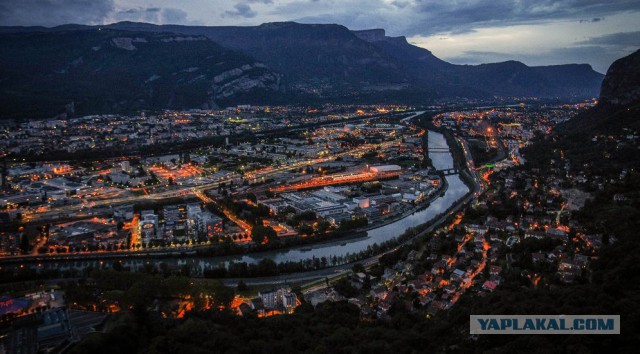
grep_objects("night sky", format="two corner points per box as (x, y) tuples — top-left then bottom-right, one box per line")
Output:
(1, 0), (639, 72)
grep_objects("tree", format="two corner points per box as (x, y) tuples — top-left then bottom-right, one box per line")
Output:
(237, 280), (249, 292)
(332, 278), (358, 298)
(19, 233), (30, 254)
(251, 225), (277, 244)
(316, 220), (332, 234)
(215, 286), (235, 309)
(112, 260), (124, 272)
(297, 224), (314, 236)
(352, 263), (365, 274)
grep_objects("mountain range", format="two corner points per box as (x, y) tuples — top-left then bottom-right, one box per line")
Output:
(0, 21), (606, 118)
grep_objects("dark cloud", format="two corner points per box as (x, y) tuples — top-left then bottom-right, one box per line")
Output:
(115, 8), (158, 23)
(391, 1), (410, 9)
(162, 8), (190, 24)
(2, 1), (637, 36)
(578, 31), (640, 46)
(0, 0), (114, 27)
(224, 3), (258, 18)
(403, 0), (638, 36)
(114, 7), (191, 24)
(281, 0), (640, 37)
(580, 17), (604, 23)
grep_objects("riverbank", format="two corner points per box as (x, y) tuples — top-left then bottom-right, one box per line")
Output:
(356, 174), (448, 233)
(0, 176), (449, 267)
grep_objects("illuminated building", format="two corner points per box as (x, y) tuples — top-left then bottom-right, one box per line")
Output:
(139, 210), (159, 239)
(368, 164), (402, 174)
(120, 160), (131, 173)
(256, 287), (298, 314)
(200, 213), (223, 238)
(163, 204), (188, 238)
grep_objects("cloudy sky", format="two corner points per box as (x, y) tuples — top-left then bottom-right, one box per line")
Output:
(1, 0), (639, 73)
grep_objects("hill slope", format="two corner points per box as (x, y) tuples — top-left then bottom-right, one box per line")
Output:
(599, 48), (640, 106)
(561, 49), (640, 134)
(0, 29), (281, 118)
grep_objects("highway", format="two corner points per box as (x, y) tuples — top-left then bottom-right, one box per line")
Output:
(22, 176), (237, 223)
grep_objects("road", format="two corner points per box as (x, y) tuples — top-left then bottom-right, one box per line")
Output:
(23, 113), (422, 225)
(193, 189), (252, 233)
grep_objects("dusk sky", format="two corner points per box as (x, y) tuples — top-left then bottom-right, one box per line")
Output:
(1, 0), (639, 73)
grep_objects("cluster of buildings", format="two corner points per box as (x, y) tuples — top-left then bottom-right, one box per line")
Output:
(0, 290), (110, 354)
(433, 105), (589, 169)
(137, 203), (223, 245)
(0, 291), (64, 322)
(259, 165), (441, 228)
(1, 166), (96, 209)
(0, 105), (408, 157)
(1, 105), (439, 260)
(306, 105), (608, 319)
(433, 105), (587, 136)
(246, 287), (299, 316)
(45, 219), (126, 253)
(3, 201), (225, 255)
(308, 170), (601, 319)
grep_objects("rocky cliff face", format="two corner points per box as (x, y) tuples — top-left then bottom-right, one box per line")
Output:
(352, 29), (387, 42)
(559, 49), (640, 134)
(103, 21), (604, 99)
(0, 29), (281, 118)
(599, 49), (640, 106)
(211, 64), (281, 100)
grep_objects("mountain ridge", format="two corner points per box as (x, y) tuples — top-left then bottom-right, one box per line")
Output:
(103, 21), (604, 98)
(0, 21), (608, 118)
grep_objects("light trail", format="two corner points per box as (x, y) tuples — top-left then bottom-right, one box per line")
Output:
(270, 171), (400, 192)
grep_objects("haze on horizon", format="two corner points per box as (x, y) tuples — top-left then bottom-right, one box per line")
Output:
(1, 0), (639, 73)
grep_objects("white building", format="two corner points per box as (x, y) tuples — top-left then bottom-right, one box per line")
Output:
(369, 165), (402, 174)
(121, 160), (131, 173)
(139, 210), (159, 240)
